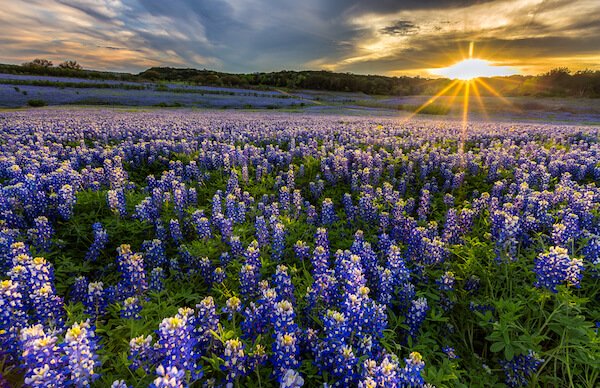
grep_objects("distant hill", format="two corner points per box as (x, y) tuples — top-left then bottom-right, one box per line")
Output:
(1, 62), (599, 97)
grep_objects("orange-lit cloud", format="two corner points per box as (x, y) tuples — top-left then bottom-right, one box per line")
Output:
(0, 0), (599, 75)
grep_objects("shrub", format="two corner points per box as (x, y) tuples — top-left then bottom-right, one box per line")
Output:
(27, 99), (47, 107)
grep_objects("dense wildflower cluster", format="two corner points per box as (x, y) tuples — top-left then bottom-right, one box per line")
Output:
(19, 320), (101, 387)
(533, 246), (584, 292)
(1, 110), (599, 387)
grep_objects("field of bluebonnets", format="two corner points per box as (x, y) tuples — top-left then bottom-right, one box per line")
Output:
(1, 108), (599, 388)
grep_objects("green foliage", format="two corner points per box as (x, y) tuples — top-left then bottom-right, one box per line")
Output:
(27, 99), (47, 107)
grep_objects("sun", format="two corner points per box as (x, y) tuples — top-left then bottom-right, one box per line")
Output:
(401, 43), (521, 162)
(430, 58), (517, 80)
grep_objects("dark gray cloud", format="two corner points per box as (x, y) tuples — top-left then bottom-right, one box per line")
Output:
(1, 0), (599, 75)
(381, 21), (419, 36)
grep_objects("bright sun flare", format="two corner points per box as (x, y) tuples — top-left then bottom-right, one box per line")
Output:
(431, 58), (516, 80)
(404, 44), (521, 160)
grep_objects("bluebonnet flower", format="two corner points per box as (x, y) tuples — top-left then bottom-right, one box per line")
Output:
(272, 222), (286, 262)
(274, 265), (295, 303)
(195, 296), (219, 353)
(342, 193), (355, 220)
(401, 352), (426, 386)
(332, 345), (359, 385)
(169, 219), (183, 244)
(121, 296), (142, 319)
(226, 171), (239, 194)
(20, 324), (65, 387)
(150, 267), (166, 292)
(117, 244), (147, 298)
(143, 239), (167, 269)
(150, 365), (185, 388)
(255, 216), (269, 247)
(314, 310), (353, 382)
(242, 287), (278, 339)
(223, 296), (242, 320)
(406, 297), (429, 340)
(437, 271), (456, 292)
(172, 185), (187, 218)
(191, 211), (211, 240)
(157, 307), (202, 380)
(240, 264), (260, 301)
(321, 198), (337, 225)
(107, 188), (127, 217)
(58, 184), (77, 220)
(533, 246), (583, 292)
(85, 222), (108, 261)
(442, 209), (460, 244)
(458, 208), (475, 235)
(169, 257), (181, 279)
(311, 245), (329, 276)
(491, 209), (520, 262)
(64, 320), (100, 386)
(247, 343), (268, 375)
(71, 276), (89, 304)
(30, 282), (65, 328)
(225, 193), (238, 221)
(294, 240), (310, 261)
(111, 380), (130, 388)
(244, 240), (261, 268)
(279, 186), (291, 212)
(129, 335), (156, 373)
(417, 189), (431, 221)
(359, 354), (404, 387)
(306, 204), (318, 225)
(358, 193), (377, 223)
(442, 346), (459, 359)
(1, 279), (25, 362)
(229, 235), (244, 257)
(443, 193), (455, 207)
(222, 338), (247, 384)
(212, 267), (226, 284)
(315, 227), (329, 251)
(219, 217), (233, 242)
(84, 281), (108, 321)
(272, 332), (300, 382)
(29, 216), (53, 252)
(387, 245), (410, 286)
(464, 275), (481, 294)
(280, 368), (304, 388)
(135, 197), (158, 223)
(377, 267), (394, 305)
(272, 300), (297, 334)
(499, 350), (543, 388)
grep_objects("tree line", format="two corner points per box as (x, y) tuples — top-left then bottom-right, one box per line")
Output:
(2, 59), (600, 97)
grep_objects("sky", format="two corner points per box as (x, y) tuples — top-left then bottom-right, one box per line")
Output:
(1, 0), (599, 77)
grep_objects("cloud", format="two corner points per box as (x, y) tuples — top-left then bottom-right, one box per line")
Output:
(381, 21), (419, 36)
(0, 0), (599, 75)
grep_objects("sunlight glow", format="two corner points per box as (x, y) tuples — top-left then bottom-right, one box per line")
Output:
(430, 58), (517, 80)
(403, 44), (520, 165)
